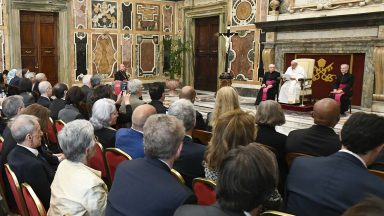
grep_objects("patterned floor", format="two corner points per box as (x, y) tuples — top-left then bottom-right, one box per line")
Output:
(142, 90), (381, 136)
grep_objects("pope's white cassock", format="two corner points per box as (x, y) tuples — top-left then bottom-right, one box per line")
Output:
(278, 65), (306, 104)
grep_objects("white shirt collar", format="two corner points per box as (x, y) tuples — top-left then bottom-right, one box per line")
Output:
(17, 144), (39, 156)
(185, 134), (192, 140)
(339, 148), (367, 167)
(158, 159), (171, 170)
(131, 127), (143, 134)
(243, 211), (251, 216)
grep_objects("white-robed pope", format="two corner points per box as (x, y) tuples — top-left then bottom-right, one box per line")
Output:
(278, 60), (306, 104)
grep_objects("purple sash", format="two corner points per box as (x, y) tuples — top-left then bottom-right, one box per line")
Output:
(262, 80), (276, 101)
(334, 83), (347, 104)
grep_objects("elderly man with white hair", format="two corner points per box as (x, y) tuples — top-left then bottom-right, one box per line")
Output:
(169, 99), (206, 187)
(37, 81), (53, 108)
(278, 60), (306, 104)
(33, 72), (47, 93)
(48, 120), (108, 216)
(128, 79), (145, 111)
(81, 74), (92, 100)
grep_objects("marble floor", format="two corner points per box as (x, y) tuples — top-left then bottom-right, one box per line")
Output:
(141, 90), (383, 136)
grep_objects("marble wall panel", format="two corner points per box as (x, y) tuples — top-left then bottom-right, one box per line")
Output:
(92, 33), (117, 78)
(232, 0), (257, 26)
(0, 31), (4, 71)
(74, 0), (87, 29)
(75, 32), (88, 80)
(176, 2), (184, 34)
(136, 3), (160, 31)
(121, 33), (133, 75)
(122, 2), (132, 30)
(229, 31), (255, 80)
(91, 1), (118, 29)
(136, 35), (159, 77)
(162, 5), (173, 33)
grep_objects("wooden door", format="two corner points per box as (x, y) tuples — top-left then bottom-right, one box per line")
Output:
(194, 17), (219, 92)
(20, 11), (58, 84)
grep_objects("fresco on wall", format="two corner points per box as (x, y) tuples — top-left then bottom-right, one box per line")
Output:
(75, 32), (88, 80)
(122, 2), (132, 30)
(229, 31), (255, 80)
(136, 3), (160, 31)
(162, 5), (173, 33)
(92, 34), (117, 78)
(74, 0), (87, 29)
(91, 1), (117, 29)
(136, 35), (159, 77)
(232, 0), (257, 26)
(122, 33), (133, 76)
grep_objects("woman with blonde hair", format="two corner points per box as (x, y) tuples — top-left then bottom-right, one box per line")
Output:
(204, 109), (256, 181)
(206, 86), (240, 131)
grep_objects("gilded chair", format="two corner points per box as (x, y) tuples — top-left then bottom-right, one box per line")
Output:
(261, 210), (295, 216)
(295, 58), (315, 104)
(88, 142), (110, 186)
(104, 148), (132, 183)
(4, 164), (28, 216)
(54, 120), (66, 134)
(171, 169), (185, 185)
(192, 177), (217, 205)
(21, 183), (47, 216)
(369, 169), (384, 180)
(192, 129), (212, 145)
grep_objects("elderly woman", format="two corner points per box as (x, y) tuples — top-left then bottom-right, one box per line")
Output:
(58, 86), (88, 123)
(204, 109), (256, 181)
(90, 98), (118, 148)
(206, 86), (240, 131)
(48, 120), (108, 216)
(128, 79), (145, 111)
(255, 100), (287, 193)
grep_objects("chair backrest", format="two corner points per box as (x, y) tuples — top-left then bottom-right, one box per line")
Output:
(88, 142), (109, 183)
(286, 152), (312, 167)
(369, 169), (384, 180)
(54, 120), (66, 134)
(46, 119), (58, 144)
(192, 177), (216, 205)
(0, 136), (4, 153)
(171, 169), (185, 185)
(104, 148), (132, 183)
(192, 129), (212, 145)
(261, 210), (295, 216)
(294, 58), (315, 80)
(4, 164), (27, 216)
(21, 183), (46, 216)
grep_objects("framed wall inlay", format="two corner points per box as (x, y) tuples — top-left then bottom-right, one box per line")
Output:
(92, 33), (117, 78)
(74, 0), (87, 29)
(162, 5), (173, 33)
(232, 0), (257, 26)
(121, 33), (133, 76)
(136, 35), (159, 77)
(136, 3), (160, 31)
(75, 32), (88, 80)
(91, 1), (118, 29)
(122, 2), (132, 30)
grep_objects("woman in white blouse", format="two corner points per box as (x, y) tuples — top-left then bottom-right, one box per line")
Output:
(48, 120), (108, 216)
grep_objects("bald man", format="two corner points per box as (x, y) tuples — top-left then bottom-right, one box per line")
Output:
(286, 98), (341, 156)
(179, 86), (206, 130)
(255, 64), (280, 105)
(278, 60), (306, 104)
(115, 104), (156, 158)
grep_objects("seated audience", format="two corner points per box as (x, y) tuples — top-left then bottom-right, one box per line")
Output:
(106, 115), (196, 215)
(58, 86), (87, 123)
(6, 69), (16, 84)
(115, 104), (156, 158)
(18, 78), (35, 107)
(37, 81), (53, 108)
(9, 69), (22, 87)
(34, 72), (47, 95)
(49, 83), (68, 121)
(128, 79), (145, 111)
(81, 74), (92, 102)
(206, 86), (240, 131)
(286, 98), (341, 156)
(342, 196), (384, 216)
(286, 112), (384, 216)
(2, 69), (8, 84)
(6, 69), (19, 96)
(25, 72), (38, 99)
(90, 98), (118, 148)
(7, 115), (55, 209)
(204, 109), (256, 181)
(175, 143), (278, 216)
(179, 86), (206, 130)
(255, 100), (287, 192)
(148, 82), (167, 114)
(169, 99), (206, 187)
(48, 120), (108, 216)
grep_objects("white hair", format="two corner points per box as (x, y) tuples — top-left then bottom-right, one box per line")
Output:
(82, 74), (92, 86)
(168, 99), (196, 131)
(128, 79), (143, 95)
(38, 81), (51, 94)
(35, 73), (47, 82)
(10, 115), (39, 143)
(89, 98), (116, 130)
(25, 71), (36, 79)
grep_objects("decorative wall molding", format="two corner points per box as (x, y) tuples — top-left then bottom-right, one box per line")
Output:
(232, 0), (256, 26)
(135, 35), (159, 78)
(92, 33), (117, 78)
(373, 46), (384, 101)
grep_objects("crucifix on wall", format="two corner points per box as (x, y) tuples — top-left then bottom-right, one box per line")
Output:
(218, 26), (237, 86)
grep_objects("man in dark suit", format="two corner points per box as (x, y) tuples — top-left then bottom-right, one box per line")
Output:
(175, 144), (278, 216)
(107, 115), (196, 216)
(169, 99), (206, 187)
(148, 82), (167, 114)
(179, 86), (206, 131)
(80, 74), (92, 103)
(49, 83), (68, 121)
(286, 98), (341, 156)
(255, 64), (280, 105)
(331, 64), (354, 114)
(286, 112), (384, 216)
(36, 81), (52, 108)
(114, 64), (129, 81)
(115, 104), (156, 158)
(7, 115), (55, 210)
